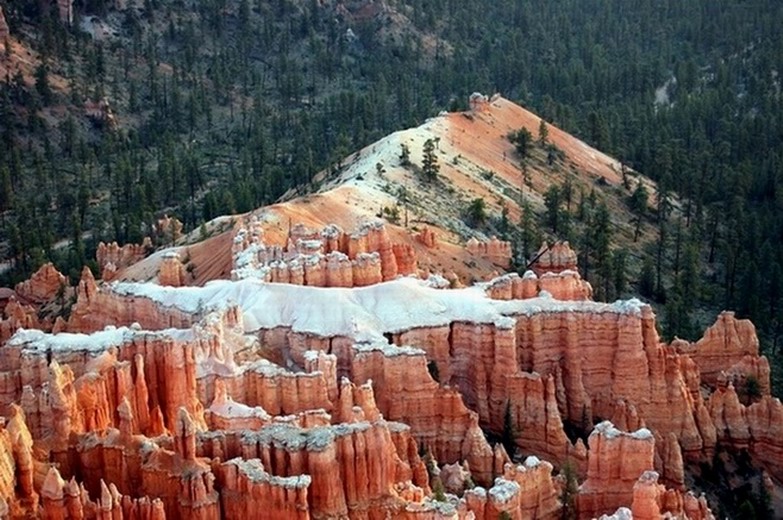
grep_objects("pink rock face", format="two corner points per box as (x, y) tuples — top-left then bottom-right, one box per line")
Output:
(530, 241), (578, 276)
(67, 267), (195, 332)
(417, 227), (437, 248)
(630, 470), (714, 520)
(96, 239), (152, 280)
(0, 232), (776, 519)
(158, 253), (187, 287)
(218, 459), (309, 520)
(14, 263), (67, 303)
(392, 243), (418, 275)
(672, 311), (768, 392)
(463, 458), (561, 520)
(466, 236), (512, 269)
(485, 271), (592, 301)
(232, 218), (408, 287)
(0, 299), (43, 342)
(578, 421), (656, 519)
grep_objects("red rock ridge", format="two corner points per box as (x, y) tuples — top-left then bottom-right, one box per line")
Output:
(14, 263), (66, 304)
(485, 271), (593, 301)
(672, 311), (770, 394)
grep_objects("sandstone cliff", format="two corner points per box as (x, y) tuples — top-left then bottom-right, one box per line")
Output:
(0, 224), (775, 518)
(14, 263), (67, 304)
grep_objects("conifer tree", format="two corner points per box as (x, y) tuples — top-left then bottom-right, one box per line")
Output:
(421, 138), (439, 180)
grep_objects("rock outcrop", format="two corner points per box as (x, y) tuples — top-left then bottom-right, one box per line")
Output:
(530, 241), (578, 276)
(14, 263), (67, 303)
(96, 239), (152, 280)
(463, 457), (561, 519)
(629, 470), (714, 520)
(466, 236), (512, 269)
(232, 218), (416, 286)
(158, 252), (187, 287)
(0, 299), (44, 342)
(672, 311), (769, 394)
(485, 271), (592, 301)
(578, 421), (656, 519)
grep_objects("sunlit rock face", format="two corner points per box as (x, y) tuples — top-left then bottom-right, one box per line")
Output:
(3, 163), (769, 519)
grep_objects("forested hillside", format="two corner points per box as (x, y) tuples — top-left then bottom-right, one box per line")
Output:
(1, 0), (782, 366)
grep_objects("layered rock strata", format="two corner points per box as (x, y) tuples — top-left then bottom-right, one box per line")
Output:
(578, 421), (656, 519)
(0, 235), (773, 518)
(231, 218), (417, 286)
(672, 311), (770, 394)
(485, 271), (592, 301)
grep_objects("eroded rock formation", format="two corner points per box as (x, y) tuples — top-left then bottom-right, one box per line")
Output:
(158, 252), (187, 287)
(0, 228), (768, 519)
(530, 241), (578, 276)
(14, 263), (67, 303)
(97, 238), (152, 280)
(232, 217), (417, 287)
(466, 236), (512, 269)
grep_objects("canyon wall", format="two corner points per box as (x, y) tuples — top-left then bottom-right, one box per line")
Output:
(0, 229), (771, 518)
(231, 218), (417, 286)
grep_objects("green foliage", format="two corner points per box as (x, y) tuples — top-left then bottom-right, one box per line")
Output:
(464, 198), (487, 228)
(559, 460), (579, 520)
(432, 478), (447, 502)
(538, 119), (549, 145)
(509, 128), (533, 160)
(421, 138), (439, 180)
(498, 513), (512, 520)
(0, 0), (782, 370)
(544, 185), (561, 233)
(737, 499), (756, 520)
(380, 205), (401, 225)
(744, 376), (762, 402)
(517, 199), (540, 264)
(639, 257), (656, 299)
(399, 144), (411, 166)
(34, 64), (52, 105)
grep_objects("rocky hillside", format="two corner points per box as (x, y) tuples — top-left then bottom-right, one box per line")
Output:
(114, 95), (657, 301)
(0, 93), (777, 517)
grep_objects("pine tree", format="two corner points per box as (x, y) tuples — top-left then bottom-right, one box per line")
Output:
(510, 128), (533, 160)
(421, 138), (439, 180)
(544, 185), (561, 233)
(559, 460), (578, 520)
(538, 119), (549, 145)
